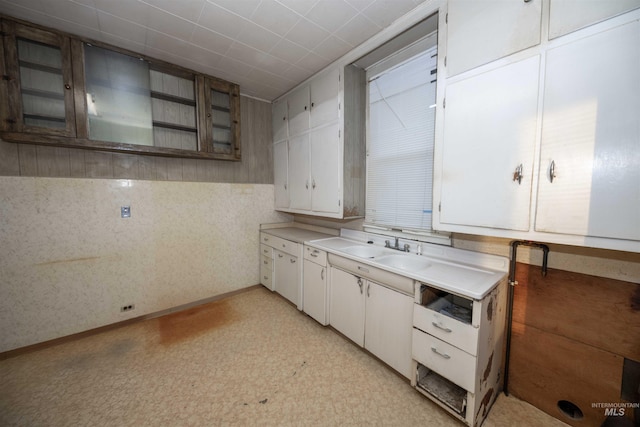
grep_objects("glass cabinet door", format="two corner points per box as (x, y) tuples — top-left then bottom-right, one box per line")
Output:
(2, 21), (76, 136)
(198, 76), (240, 160)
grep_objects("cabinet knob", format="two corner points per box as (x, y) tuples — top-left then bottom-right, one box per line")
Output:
(312, 179), (316, 189)
(311, 102), (314, 108)
(304, 105), (307, 111)
(357, 277), (363, 294)
(549, 160), (556, 183)
(65, 83), (71, 90)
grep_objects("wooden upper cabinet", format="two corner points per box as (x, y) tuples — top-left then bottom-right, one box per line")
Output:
(2, 20), (76, 137)
(0, 16), (241, 161)
(198, 76), (241, 160)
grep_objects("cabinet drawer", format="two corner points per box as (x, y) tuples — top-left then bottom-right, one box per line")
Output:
(260, 244), (273, 258)
(261, 233), (299, 256)
(413, 304), (478, 356)
(304, 246), (327, 265)
(260, 264), (273, 290)
(261, 254), (273, 270)
(412, 329), (476, 393)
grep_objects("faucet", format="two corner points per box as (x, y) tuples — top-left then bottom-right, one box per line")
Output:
(385, 237), (410, 252)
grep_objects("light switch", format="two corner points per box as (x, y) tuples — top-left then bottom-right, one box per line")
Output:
(121, 206), (131, 218)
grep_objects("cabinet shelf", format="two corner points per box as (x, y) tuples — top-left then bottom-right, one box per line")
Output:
(150, 90), (196, 107)
(21, 87), (65, 100)
(23, 113), (66, 123)
(416, 364), (467, 417)
(152, 120), (197, 133)
(18, 59), (62, 75)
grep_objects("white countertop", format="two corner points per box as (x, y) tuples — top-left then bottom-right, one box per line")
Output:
(306, 236), (507, 300)
(260, 227), (336, 244)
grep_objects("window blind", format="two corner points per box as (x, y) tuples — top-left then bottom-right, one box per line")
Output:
(365, 47), (437, 232)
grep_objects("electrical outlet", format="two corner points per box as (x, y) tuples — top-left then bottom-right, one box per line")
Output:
(121, 206), (131, 218)
(120, 304), (135, 312)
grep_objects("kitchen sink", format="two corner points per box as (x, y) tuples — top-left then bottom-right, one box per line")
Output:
(342, 245), (389, 259)
(375, 254), (431, 271)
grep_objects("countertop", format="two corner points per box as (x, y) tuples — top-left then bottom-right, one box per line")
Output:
(260, 227), (336, 245)
(306, 236), (507, 300)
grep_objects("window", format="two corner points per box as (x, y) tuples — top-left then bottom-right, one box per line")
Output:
(365, 36), (447, 243)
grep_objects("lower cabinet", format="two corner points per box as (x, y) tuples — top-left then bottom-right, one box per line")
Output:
(260, 232), (302, 309)
(274, 250), (299, 307)
(303, 246), (328, 325)
(411, 280), (506, 427)
(329, 266), (413, 379)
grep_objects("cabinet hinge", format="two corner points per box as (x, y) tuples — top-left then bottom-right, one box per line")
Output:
(338, 129), (341, 138)
(444, 56), (447, 67)
(446, 13), (448, 24)
(443, 98), (446, 109)
(438, 202), (441, 212)
(339, 200), (341, 206)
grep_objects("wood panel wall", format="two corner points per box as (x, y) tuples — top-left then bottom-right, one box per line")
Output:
(0, 95), (272, 184)
(509, 262), (640, 427)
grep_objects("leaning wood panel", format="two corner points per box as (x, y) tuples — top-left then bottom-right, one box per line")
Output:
(509, 322), (624, 427)
(512, 262), (640, 361)
(0, 139), (20, 175)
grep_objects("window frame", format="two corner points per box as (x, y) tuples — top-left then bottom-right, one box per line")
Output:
(363, 33), (450, 245)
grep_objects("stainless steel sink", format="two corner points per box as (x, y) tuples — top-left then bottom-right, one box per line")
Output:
(374, 254), (431, 271)
(342, 245), (389, 259)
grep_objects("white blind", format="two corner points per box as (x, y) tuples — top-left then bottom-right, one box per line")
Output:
(365, 47), (437, 232)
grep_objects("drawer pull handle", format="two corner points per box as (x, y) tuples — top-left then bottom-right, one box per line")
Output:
(278, 254), (284, 258)
(432, 322), (452, 333)
(263, 261), (267, 265)
(357, 266), (369, 273)
(431, 347), (451, 359)
(290, 259), (296, 264)
(310, 253), (318, 257)
(357, 277), (363, 294)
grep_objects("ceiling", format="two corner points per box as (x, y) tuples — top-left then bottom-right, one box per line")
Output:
(0, 0), (426, 101)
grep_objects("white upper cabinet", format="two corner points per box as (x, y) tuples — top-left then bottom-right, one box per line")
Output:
(536, 20), (640, 240)
(288, 133), (311, 211)
(434, 7), (640, 252)
(273, 140), (289, 209)
(440, 56), (540, 231)
(446, 0), (542, 77)
(549, 0), (640, 39)
(310, 68), (340, 128)
(287, 85), (310, 136)
(272, 98), (288, 142)
(310, 123), (341, 214)
(271, 64), (366, 219)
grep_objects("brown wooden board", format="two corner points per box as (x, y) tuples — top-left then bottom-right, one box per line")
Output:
(512, 262), (640, 361)
(509, 321), (624, 427)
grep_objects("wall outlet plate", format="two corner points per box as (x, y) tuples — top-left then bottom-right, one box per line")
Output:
(121, 206), (131, 218)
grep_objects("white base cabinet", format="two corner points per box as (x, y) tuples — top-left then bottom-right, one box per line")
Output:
(260, 232), (302, 309)
(303, 245), (328, 325)
(329, 264), (413, 379)
(411, 280), (506, 427)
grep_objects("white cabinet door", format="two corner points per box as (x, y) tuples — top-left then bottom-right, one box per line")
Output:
(287, 85), (310, 136)
(310, 123), (341, 214)
(303, 260), (327, 325)
(364, 282), (414, 379)
(440, 56), (540, 231)
(536, 20), (640, 240)
(329, 267), (365, 346)
(447, 0), (542, 76)
(274, 250), (299, 306)
(288, 133), (311, 210)
(549, 0), (640, 39)
(310, 68), (340, 128)
(272, 98), (288, 142)
(274, 140), (289, 209)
